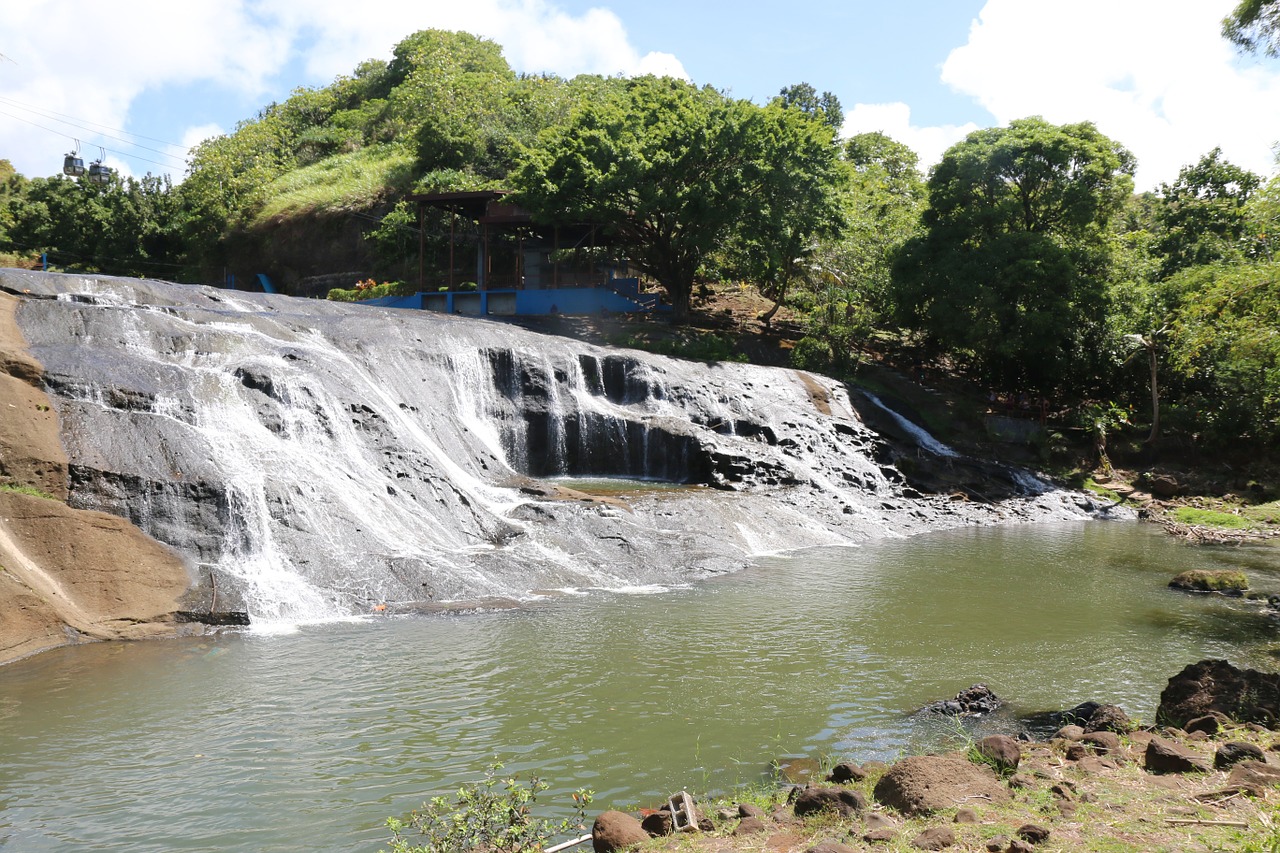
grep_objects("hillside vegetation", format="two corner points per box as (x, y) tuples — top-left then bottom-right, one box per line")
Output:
(0, 26), (1276, 458)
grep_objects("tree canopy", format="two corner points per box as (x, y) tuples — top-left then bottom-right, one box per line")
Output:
(891, 117), (1135, 398)
(511, 76), (842, 323)
(1223, 0), (1280, 55)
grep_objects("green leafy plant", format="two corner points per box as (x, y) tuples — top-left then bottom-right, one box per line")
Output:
(383, 762), (592, 853)
(0, 483), (58, 501)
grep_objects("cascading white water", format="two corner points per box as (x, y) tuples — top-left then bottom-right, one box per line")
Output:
(9, 270), (1104, 624)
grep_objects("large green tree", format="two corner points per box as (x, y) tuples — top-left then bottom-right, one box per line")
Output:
(1155, 147), (1261, 276)
(513, 76), (841, 323)
(891, 117), (1135, 398)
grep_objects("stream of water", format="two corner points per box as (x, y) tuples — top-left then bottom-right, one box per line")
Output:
(2, 520), (1278, 852)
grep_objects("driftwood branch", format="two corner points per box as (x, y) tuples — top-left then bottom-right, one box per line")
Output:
(1164, 818), (1249, 827)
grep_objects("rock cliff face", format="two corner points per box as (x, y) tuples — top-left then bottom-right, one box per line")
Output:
(0, 292), (191, 665)
(0, 269), (1107, 650)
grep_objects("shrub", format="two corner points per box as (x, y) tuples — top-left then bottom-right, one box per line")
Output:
(383, 763), (592, 853)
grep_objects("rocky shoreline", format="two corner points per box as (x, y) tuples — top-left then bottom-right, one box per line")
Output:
(584, 660), (1280, 853)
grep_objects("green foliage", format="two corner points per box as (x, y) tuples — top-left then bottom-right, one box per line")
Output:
(1163, 262), (1280, 446)
(1223, 0), (1280, 55)
(0, 483), (58, 501)
(775, 82), (844, 131)
(891, 117), (1135, 400)
(1170, 509), (1251, 530)
(252, 145), (417, 223)
(327, 280), (413, 302)
(790, 336), (834, 372)
(383, 762), (592, 853)
(1155, 148), (1262, 276)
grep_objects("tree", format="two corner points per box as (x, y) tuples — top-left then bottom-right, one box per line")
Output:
(514, 74), (844, 322)
(1223, 0), (1280, 55)
(776, 83), (844, 132)
(1155, 148), (1261, 276)
(891, 117), (1135, 398)
(725, 102), (844, 325)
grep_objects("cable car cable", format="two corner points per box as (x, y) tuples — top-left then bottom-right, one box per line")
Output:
(0, 94), (187, 151)
(0, 109), (185, 172)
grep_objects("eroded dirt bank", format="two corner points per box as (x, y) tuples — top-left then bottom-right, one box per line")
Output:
(0, 293), (193, 665)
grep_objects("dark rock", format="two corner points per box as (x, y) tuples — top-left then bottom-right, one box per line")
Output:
(910, 826), (956, 850)
(1008, 773), (1037, 789)
(1076, 756), (1119, 774)
(976, 735), (1021, 773)
(1082, 731), (1122, 754)
(1226, 760), (1280, 795)
(733, 816), (767, 836)
(954, 807), (978, 823)
(827, 762), (869, 783)
(1084, 704), (1134, 734)
(737, 802), (764, 818)
(1158, 660), (1280, 728)
(1185, 713), (1228, 735)
(865, 812), (897, 830)
(1053, 724), (1085, 741)
(1065, 743), (1088, 761)
(985, 837), (1009, 852)
(1145, 737), (1211, 774)
(591, 810), (649, 852)
(1017, 823), (1051, 844)
(1216, 742), (1266, 769)
(864, 827), (897, 844)
(793, 786), (867, 819)
(1050, 782), (1076, 800)
(1057, 800), (1079, 818)
(1170, 570), (1249, 594)
(920, 684), (1002, 716)
(1008, 841), (1036, 853)
(873, 755), (1010, 816)
(639, 811), (672, 837)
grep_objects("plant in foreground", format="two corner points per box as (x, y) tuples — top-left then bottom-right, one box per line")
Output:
(383, 762), (592, 853)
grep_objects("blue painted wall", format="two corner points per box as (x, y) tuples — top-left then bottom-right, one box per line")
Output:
(359, 280), (665, 316)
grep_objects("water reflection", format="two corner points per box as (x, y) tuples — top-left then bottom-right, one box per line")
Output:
(0, 521), (1277, 852)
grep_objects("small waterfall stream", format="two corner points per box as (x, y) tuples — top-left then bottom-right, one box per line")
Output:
(5, 271), (1103, 625)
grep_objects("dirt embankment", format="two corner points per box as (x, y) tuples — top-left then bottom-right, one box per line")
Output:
(0, 292), (193, 666)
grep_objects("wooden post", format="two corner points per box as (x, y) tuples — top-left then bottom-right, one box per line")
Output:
(417, 201), (424, 293)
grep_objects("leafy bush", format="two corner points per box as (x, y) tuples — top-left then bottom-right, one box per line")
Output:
(327, 279), (414, 302)
(384, 763), (592, 853)
(1170, 507), (1250, 529)
(790, 335), (833, 372)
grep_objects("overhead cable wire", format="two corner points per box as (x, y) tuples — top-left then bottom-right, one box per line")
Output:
(0, 94), (187, 152)
(0, 103), (189, 165)
(0, 109), (184, 172)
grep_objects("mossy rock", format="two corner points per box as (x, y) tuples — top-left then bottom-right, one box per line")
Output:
(1169, 569), (1249, 593)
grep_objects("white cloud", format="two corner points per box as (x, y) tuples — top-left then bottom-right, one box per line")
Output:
(0, 0), (685, 181)
(841, 103), (979, 173)
(937, 0), (1280, 189)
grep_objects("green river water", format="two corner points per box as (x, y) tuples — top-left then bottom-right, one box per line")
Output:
(2, 520), (1278, 852)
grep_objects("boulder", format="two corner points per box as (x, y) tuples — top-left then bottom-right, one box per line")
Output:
(1185, 713), (1228, 735)
(1017, 823), (1051, 844)
(1216, 742), (1266, 769)
(639, 811), (671, 837)
(1227, 760), (1280, 795)
(976, 735), (1021, 773)
(733, 816), (767, 836)
(910, 826), (956, 850)
(1144, 737), (1211, 774)
(1157, 660), (1280, 728)
(1169, 570), (1248, 594)
(873, 756), (1010, 816)
(793, 786), (867, 818)
(827, 762), (869, 783)
(1053, 724), (1085, 741)
(1084, 704), (1135, 734)
(737, 802), (765, 818)
(864, 827), (897, 844)
(920, 684), (1002, 716)
(806, 843), (858, 853)
(592, 810), (649, 852)
(1082, 731), (1122, 754)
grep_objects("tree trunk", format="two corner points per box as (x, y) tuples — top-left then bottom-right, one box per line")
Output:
(1146, 345), (1160, 445)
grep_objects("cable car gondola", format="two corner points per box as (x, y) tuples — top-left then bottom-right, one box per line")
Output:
(86, 148), (113, 185)
(87, 160), (113, 185)
(63, 141), (85, 177)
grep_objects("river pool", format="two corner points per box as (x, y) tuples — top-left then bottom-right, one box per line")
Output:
(2, 520), (1278, 852)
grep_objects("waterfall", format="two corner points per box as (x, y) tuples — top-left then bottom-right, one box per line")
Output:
(5, 270), (1100, 624)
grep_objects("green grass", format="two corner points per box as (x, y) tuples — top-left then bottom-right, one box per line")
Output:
(1084, 477), (1124, 503)
(0, 483), (58, 501)
(1171, 507), (1251, 529)
(1242, 500), (1280, 526)
(252, 145), (417, 223)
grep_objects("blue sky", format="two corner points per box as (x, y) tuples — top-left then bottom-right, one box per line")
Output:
(1, 1), (1277, 190)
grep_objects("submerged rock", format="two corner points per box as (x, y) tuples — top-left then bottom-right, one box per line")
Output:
(920, 684), (1003, 717)
(1169, 570), (1249, 594)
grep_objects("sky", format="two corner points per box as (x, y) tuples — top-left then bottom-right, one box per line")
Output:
(1, 0), (1277, 191)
